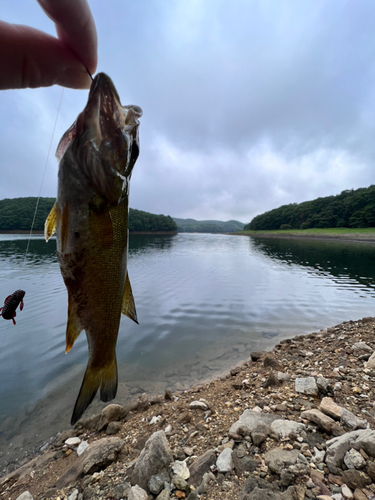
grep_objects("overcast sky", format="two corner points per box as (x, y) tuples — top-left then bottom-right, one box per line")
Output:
(1, 0), (375, 223)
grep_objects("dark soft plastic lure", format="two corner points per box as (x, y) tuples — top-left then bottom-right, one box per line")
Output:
(0, 289), (25, 325)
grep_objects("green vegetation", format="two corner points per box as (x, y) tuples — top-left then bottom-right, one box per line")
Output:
(129, 208), (177, 232)
(242, 227), (375, 237)
(245, 185), (375, 230)
(174, 217), (244, 233)
(0, 198), (177, 233)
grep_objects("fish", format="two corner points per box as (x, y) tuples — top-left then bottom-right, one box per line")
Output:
(0, 289), (25, 325)
(45, 73), (142, 425)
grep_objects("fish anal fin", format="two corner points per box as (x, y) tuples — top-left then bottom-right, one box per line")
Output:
(71, 357), (117, 425)
(121, 272), (138, 324)
(65, 301), (83, 353)
(44, 203), (59, 242)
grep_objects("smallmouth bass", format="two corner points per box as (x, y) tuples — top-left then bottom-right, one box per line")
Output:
(45, 73), (142, 424)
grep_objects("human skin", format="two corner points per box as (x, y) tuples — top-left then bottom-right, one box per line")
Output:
(0, 0), (97, 90)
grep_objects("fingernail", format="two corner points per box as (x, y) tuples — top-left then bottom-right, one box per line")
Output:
(58, 67), (92, 90)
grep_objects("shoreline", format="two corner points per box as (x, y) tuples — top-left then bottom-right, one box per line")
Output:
(231, 230), (375, 244)
(2, 316), (375, 499)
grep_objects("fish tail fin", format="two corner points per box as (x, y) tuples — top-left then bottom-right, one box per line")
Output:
(71, 357), (118, 425)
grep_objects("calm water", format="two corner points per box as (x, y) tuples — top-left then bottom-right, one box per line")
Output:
(1, 233), (375, 467)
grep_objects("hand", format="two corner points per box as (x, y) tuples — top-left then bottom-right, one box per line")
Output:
(0, 0), (97, 90)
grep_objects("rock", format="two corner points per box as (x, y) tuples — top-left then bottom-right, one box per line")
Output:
(341, 470), (371, 490)
(111, 482), (131, 499)
(16, 493), (34, 500)
(367, 461), (375, 481)
(277, 372), (291, 382)
(188, 449), (216, 487)
(232, 448), (259, 475)
(295, 377), (319, 396)
(148, 473), (169, 495)
(251, 422), (269, 446)
(319, 397), (343, 420)
(237, 425), (251, 437)
(216, 448), (233, 473)
(54, 429), (76, 447)
(353, 489), (368, 500)
(138, 393), (150, 411)
(270, 419), (305, 439)
(300, 409), (336, 432)
(189, 401), (208, 410)
(351, 342), (372, 352)
(340, 409), (367, 431)
(196, 471), (215, 494)
(74, 414), (101, 431)
(172, 460), (190, 480)
(365, 351), (375, 369)
(341, 484), (354, 499)
(128, 485), (148, 500)
(65, 437), (81, 448)
(97, 404), (126, 431)
(106, 421), (122, 435)
(326, 429), (375, 474)
(82, 437), (124, 474)
(132, 431), (172, 490)
(263, 371), (281, 388)
(250, 351), (266, 361)
(229, 409), (278, 435)
(263, 356), (283, 370)
(316, 377), (332, 394)
(156, 489), (171, 500)
(77, 440), (89, 456)
(165, 389), (173, 400)
(238, 476), (284, 500)
(344, 449), (366, 470)
(67, 489), (79, 500)
(264, 448), (300, 475)
(172, 474), (189, 492)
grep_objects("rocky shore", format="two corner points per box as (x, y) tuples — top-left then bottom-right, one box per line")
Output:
(2, 317), (375, 500)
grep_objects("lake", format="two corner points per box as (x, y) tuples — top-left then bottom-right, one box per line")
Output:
(1, 232), (375, 469)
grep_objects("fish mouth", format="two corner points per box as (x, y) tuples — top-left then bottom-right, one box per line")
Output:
(70, 73), (142, 205)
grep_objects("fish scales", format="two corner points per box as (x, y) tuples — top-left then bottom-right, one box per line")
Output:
(45, 73), (141, 424)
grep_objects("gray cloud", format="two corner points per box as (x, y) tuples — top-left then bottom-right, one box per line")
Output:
(1, 0), (375, 223)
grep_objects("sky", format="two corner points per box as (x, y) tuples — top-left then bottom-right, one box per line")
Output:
(1, 0), (375, 223)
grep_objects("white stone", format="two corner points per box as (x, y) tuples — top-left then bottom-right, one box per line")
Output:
(171, 460), (190, 479)
(365, 351), (375, 370)
(216, 448), (233, 473)
(165, 424), (172, 434)
(270, 419), (305, 439)
(128, 485), (148, 500)
(352, 342), (372, 352)
(341, 483), (353, 499)
(77, 440), (89, 456)
(313, 447), (326, 463)
(295, 377), (319, 396)
(67, 489), (79, 500)
(16, 493), (34, 500)
(65, 437), (81, 447)
(343, 448), (366, 469)
(149, 415), (162, 425)
(189, 401), (208, 410)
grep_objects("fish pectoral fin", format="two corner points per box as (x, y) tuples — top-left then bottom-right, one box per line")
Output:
(65, 302), (83, 353)
(44, 202), (59, 242)
(121, 272), (138, 324)
(71, 357), (118, 425)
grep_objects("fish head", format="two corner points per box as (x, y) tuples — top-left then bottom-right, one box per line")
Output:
(57, 73), (142, 206)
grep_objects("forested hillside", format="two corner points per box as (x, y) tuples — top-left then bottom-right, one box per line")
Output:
(245, 186), (375, 230)
(174, 217), (244, 233)
(0, 198), (177, 233)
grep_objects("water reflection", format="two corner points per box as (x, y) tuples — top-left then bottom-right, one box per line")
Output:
(250, 237), (375, 297)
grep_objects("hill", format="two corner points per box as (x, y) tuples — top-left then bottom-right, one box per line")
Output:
(173, 217), (245, 233)
(245, 185), (375, 231)
(0, 198), (177, 233)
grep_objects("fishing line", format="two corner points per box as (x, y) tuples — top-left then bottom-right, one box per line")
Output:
(23, 87), (64, 265)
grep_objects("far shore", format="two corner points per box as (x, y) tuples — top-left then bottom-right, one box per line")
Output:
(231, 228), (375, 244)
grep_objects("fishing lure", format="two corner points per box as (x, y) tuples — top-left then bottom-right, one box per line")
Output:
(0, 290), (25, 325)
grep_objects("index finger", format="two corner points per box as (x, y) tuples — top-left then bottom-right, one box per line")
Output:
(37, 0), (97, 75)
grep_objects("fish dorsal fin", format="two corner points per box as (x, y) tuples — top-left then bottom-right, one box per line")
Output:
(65, 296), (83, 353)
(44, 202), (59, 242)
(121, 272), (138, 324)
